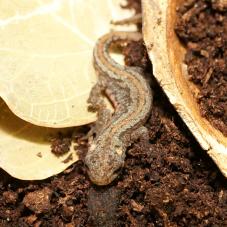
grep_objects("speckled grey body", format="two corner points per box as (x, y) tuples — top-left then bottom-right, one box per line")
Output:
(85, 32), (153, 185)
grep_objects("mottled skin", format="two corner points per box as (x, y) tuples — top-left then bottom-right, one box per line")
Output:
(85, 32), (153, 185)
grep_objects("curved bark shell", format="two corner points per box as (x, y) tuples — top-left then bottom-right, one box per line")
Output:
(142, 0), (227, 177)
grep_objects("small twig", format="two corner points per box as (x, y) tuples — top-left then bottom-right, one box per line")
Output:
(204, 67), (214, 84)
(111, 14), (142, 25)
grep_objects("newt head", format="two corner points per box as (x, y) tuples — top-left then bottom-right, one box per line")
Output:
(85, 142), (125, 186)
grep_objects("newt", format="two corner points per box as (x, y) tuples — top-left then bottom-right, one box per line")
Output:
(85, 31), (153, 185)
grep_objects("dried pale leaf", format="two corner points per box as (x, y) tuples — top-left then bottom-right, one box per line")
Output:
(0, 0), (134, 128)
(0, 99), (78, 180)
(142, 0), (227, 177)
(0, 0), (135, 179)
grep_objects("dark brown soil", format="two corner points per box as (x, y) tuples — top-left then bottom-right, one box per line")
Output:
(51, 132), (72, 156)
(0, 0), (226, 226)
(175, 0), (227, 136)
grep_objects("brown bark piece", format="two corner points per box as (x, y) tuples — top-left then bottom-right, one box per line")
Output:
(142, 0), (227, 177)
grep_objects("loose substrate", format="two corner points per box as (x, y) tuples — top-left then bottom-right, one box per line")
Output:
(0, 0), (226, 226)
